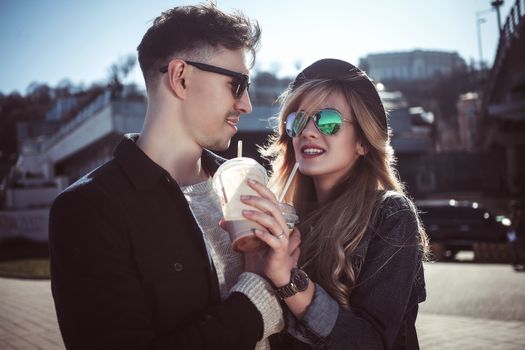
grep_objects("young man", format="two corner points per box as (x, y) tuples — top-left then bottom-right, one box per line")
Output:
(49, 4), (283, 349)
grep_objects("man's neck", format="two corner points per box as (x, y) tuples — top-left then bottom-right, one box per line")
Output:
(137, 108), (209, 187)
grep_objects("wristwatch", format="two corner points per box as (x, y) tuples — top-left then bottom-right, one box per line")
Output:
(274, 267), (310, 300)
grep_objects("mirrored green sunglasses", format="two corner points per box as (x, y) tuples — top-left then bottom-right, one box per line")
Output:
(285, 108), (351, 137)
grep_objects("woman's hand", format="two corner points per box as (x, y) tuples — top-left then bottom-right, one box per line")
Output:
(240, 179), (315, 320)
(240, 179), (301, 286)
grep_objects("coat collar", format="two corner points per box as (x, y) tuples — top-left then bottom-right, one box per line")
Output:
(114, 133), (226, 191)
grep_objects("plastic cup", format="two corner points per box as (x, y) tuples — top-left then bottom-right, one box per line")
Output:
(222, 203), (299, 252)
(213, 157), (269, 252)
(213, 158), (300, 252)
(280, 203), (299, 230)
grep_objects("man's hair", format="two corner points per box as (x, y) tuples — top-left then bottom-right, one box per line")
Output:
(137, 3), (261, 90)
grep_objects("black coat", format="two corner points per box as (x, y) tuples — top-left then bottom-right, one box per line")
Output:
(49, 134), (263, 350)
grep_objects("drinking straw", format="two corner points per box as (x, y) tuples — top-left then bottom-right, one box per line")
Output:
(237, 140), (243, 158)
(278, 162), (299, 202)
(219, 174), (228, 203)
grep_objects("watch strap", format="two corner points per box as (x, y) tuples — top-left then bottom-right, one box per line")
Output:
(273, 267), (309, 300)
(274, 281), (299, 299)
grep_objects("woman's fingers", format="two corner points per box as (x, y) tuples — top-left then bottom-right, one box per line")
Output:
(240, 195), (277, 215)
(288, 228), (301, 253)
(243, 210), (285, 238)
(254, 228), (299, 285)
(241, 195), (287, 233)
(253, 228), (285, 250)
(247, 179), (279, 204)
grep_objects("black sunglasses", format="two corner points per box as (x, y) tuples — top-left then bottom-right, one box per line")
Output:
(159, 60), (250, 99)
(285, 109), (352, 137)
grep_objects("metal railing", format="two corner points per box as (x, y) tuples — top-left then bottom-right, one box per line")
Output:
(483, 0), (525, 105)
(40, 90), (112, 152)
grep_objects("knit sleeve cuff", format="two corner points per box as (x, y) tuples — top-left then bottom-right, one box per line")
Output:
(230, 272), (285, 339)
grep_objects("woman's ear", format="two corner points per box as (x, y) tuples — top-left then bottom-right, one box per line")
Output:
(167, 60), (188, 99)
(357, 142), (368, 156)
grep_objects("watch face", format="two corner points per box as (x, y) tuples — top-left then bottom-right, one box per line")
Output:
(291, 268), (309, 292)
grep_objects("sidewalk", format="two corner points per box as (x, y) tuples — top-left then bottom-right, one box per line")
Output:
(417, 313), (525, 349)
(0, 278), (63, 350)
(1, 277), (524, 349)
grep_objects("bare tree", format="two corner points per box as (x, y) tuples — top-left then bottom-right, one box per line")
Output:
(108, 54), (137, 96)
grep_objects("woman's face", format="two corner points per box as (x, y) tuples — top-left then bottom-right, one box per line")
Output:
(291, 91), (365, 188)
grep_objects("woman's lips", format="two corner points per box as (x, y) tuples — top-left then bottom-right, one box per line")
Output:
(300, 145), (325, 159)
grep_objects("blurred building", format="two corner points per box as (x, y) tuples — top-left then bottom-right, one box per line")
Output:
(45, 95), (83, 122)
(388, 102), (436, 195)
(457, 92), (481, 153)
(249, 72), (292, 105)
(379, 90), (408, 110)
(1, 89), (146, 241)
(0, 85), (283, 241)
(359, 50), (466, 81)
(481, 0), (525, 196)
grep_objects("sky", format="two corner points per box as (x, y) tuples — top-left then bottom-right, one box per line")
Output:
(0, 0), (515, 95)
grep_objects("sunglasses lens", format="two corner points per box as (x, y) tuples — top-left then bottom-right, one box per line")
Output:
(286, 110), (344, 137)
(316, 110), (343, 135)
(232, 81), (241, 99)
(286, 112), (310, 137)
(232, 77), (249, 99)
(285, 112), (298, 137)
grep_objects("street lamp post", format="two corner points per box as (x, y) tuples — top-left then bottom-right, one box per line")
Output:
(477, 16), (487, 72)
(491, 0), (504, 33)
(475, 8), (496, 75)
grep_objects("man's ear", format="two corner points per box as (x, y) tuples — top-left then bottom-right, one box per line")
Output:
(167, 60), (188, 99)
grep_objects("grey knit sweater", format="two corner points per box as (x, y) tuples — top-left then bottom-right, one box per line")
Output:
(181, 178), (284, 349)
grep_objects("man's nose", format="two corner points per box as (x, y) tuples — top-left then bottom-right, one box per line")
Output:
(235, 90), (253, 114)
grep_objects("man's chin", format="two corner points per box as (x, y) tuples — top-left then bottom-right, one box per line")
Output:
(206, 139), (231, 152)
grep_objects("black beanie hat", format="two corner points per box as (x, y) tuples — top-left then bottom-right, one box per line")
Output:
(290, 58), (387, 129)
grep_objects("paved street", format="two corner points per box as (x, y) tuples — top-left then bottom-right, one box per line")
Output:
(0, 278), (63, 350)
(0, 262), (524, 349)
(418, 262), (525, 349)
(420, 261), (525, 321)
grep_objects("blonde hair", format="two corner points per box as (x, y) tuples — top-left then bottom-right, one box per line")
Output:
(261, 76), (428, 308)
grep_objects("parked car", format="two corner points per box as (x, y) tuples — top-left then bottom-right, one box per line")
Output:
(416, 199), (510, 259)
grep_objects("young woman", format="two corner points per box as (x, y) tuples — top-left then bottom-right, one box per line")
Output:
(240, 59), (429, 349)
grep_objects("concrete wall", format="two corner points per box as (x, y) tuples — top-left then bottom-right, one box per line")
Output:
(46, 106), (114, 164)
(5, 187), (60, 210)
(0, 208), (49, 242)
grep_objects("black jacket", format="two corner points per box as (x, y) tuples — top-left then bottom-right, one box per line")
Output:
(49, 134), (263, 350)
(271, 192), (426, 350)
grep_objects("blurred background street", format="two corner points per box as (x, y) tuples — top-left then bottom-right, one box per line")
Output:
(1, 262), (524, 350)
(421, 261), (525, 321)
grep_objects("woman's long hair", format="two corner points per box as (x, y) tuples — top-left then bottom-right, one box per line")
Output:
(261, 75), (428, 308)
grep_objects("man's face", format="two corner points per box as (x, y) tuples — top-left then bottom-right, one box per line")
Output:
(182, 48), (253, 151)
